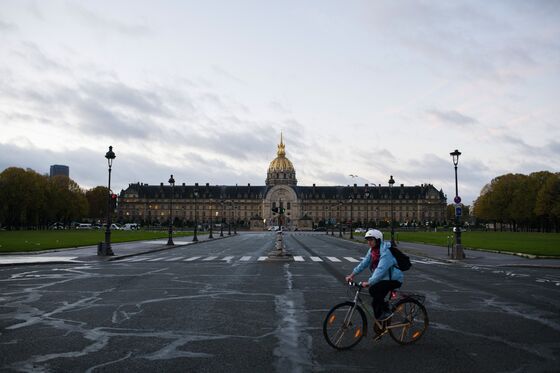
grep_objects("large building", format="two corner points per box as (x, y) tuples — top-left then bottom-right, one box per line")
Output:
(49, 164), (69, 178)
(118, 135), (447, 230)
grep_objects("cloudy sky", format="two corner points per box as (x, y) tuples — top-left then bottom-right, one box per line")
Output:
(1, 1), (559, 205)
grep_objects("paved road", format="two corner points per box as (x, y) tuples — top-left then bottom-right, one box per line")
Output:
(0, 232), (559, 372)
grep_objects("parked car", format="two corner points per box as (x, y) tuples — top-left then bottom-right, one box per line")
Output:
(354, 228), (367, 233)
(76, 223), (92, 229)
(123, 223), (139, 230)
(49, 222), (65, 230)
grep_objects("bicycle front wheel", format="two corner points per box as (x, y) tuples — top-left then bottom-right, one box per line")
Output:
(323, 302), (367, 350)
(388, 298), (429, 345)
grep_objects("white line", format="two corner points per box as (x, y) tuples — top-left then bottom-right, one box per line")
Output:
(239, 256), (252, 261)
(184, 256), (202, 261)
(258, 256), (267, 261)
(127, 257), (148, 262)
(147, 257), (166, 262)
(164, 256), (185, 261)
(293, 256), (305, 262)
(310, 256), (323, 262)
(221, 256), (235, 261)
(326, 256), (341, 262)
(344, 257), (359, 262)
(203, 256), (218, 261)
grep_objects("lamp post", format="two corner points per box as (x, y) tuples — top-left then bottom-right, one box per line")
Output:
(167, 174), (175, 245)
(450, 149), (464, 259)
(338, 201), (343, 237)
(220, 200), (224, 237)
(232, 202), (237, 234)
(208, 201), (214, 239)
(193, 187), (199, 242)
(389, 175), (395, 245)
(100, 146), (115, 256)
(349, 196), (354, 239)
(365, 188), (370, 230)
(227, 201), (231, 235)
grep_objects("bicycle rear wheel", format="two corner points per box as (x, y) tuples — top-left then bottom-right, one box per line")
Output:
(323, 302), (367, 350)
(388, 298), (428, 345)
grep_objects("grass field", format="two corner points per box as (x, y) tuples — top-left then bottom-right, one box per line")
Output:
(390, 230), (560, 257)
(0, 230), (195, 253)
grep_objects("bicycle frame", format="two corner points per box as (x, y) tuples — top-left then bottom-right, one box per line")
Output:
(347, 284), (416, 338)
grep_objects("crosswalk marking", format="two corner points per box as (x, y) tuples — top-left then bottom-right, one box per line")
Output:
(120, 255), (362, 264)
(165, 256), (184, 261)
(147, 257), (166, 262)
(326, 256), (341, 262)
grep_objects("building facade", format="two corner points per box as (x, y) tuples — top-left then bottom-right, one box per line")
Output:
(118, 136), (447, 230)
(50, 164), (69, 178)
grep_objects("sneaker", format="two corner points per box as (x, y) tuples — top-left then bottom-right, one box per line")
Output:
(377, 311), (393, 321)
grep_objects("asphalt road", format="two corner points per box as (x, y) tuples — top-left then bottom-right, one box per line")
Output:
(0, 232), (559, 372)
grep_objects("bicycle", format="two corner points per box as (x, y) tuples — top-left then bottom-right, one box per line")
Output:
(323, 282), (429, 350)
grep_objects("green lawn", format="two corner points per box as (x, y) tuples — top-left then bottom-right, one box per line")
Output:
(0, 230), (195, 253)
(390, 230), (560, 257)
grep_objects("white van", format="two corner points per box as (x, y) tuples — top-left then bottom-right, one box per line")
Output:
(76, 223), (92, 229)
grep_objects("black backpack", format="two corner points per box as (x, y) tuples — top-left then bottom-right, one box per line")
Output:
(389, 245), (412, 271)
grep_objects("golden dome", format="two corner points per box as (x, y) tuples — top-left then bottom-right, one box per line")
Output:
(266, 133), (297, 186)
(268, 133), (295, 172)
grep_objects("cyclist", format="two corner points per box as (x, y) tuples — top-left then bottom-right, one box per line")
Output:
(345, 229), (403, 321)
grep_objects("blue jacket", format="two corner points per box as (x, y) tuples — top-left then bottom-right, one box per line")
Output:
(352, 240), (404, 285)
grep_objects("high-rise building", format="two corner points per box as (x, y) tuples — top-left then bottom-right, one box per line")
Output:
(50, 165), (69, 178)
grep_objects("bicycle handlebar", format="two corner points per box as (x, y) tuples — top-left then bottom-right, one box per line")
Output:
(347, 281), (363, 288)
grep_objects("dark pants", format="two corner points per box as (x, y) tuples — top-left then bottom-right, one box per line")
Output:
(368, 280), (402, 318)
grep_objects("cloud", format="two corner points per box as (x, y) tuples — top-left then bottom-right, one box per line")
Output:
(0, 18), (17, 32)
(427, 109), (478, 127)
(13, 41), (66, 72)
(68, 3), (152, 37)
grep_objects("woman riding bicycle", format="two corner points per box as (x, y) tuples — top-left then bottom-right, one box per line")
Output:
(345, 229), (403, 321)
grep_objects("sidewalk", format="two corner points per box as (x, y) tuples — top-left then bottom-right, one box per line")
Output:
(0, 233), (227, 266)
(336, 233), (560, 269)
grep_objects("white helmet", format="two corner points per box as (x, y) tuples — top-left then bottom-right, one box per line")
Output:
(364, 229), (383, 241)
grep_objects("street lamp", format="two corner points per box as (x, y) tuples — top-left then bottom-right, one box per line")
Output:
(232, 202), (237, 234)
(208, 201), (214, 239)
(193, 187), (199, 242)
(450, 149), (464, 259)
(349, 195), (354, 239)
(220, 200), (224, 237)
(325, 206), (329, 235)
(167, 175), (175, 246)
(228, 201), (232, 235)
(99, 146), (115, 256)
(338, 201), (343, 237)
(389, 175), (395, 244)
(364, 187), (370, 230)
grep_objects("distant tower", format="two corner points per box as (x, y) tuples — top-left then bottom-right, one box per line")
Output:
(266, 133), (297, 186)
(50, 165), (69, 178)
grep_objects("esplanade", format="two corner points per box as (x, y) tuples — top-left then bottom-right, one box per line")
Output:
(118, 135), (447, 230)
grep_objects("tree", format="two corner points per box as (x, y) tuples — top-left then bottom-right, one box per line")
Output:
(86, 186), (110, 220)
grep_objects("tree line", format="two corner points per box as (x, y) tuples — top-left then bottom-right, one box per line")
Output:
(0, 167), (109, 229)
(473, 171), (560, 232)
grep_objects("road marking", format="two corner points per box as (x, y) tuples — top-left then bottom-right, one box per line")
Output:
(310, 256), (323, 262)
(203, 256), (218, 261)
(221, 256), (235, 262)
(147, 257), (166, 262)
(294, 256), (305, 261)
(344, 257), (359, 262)
(239, 256), (252, 261)
(184, 256), (202, 261)
(326, 256), (341, 262)
(258, 256), (267, 261)
(165, 256), (184, 261)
